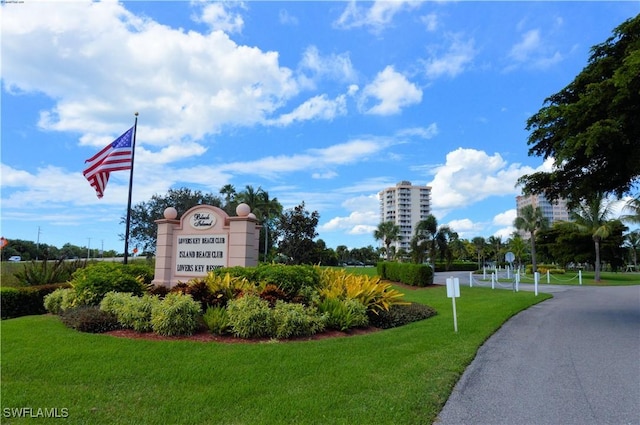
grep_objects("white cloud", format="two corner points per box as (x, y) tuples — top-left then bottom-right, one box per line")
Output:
(421, 13), (439, 32)
(2, 1), (300, 149)
(278, 9), (299, 26)
(397, 123), (439, 139)
(271, 94), (347, 126)
(319, 194), (379, 236)
(444, 218), (486, 239)
(493, 209), (517, 227)
(334, 0), (421, 32)
(427, 148), (537, 210)
(193, 2), (245, 34)
(423, 33), (476, 79)
(506, 27), (563, 71)
(359, 66), (422, 115)
(298, 46), (357, 87)
(221, 138), (390, 178)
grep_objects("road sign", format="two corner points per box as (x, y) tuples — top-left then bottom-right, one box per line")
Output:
(505, 251), (515, 263)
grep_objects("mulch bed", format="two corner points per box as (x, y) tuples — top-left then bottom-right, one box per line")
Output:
(104, 327), (379, 344)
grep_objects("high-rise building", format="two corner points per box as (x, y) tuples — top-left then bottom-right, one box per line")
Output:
(515, 194), (571, 232)
(379, 181), (432, 252)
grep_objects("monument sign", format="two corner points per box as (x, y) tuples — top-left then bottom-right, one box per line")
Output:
(152, 203), (260, 288)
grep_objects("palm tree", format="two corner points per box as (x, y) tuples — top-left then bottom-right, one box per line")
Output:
(620, 195), (640, 225)
(472, 236), (487, 270)
(256, 190), (282, 260)
(219, 184), (236, 215)
(624, 230), (640, 270)
(374, 221), (400, 261)
(487, 235), (503, 266)
(508, 234), (528, 271)
(570, 193), (615, 282)
(514, 205), (548, 273)
(435, 225), (459, 270)
(235, 185), (263, 216)
(411, 215), (438, 265)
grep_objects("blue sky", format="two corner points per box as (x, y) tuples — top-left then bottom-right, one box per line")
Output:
(2, 1), (638, 253)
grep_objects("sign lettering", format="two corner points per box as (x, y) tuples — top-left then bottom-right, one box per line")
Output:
(175, 234), (227, 276)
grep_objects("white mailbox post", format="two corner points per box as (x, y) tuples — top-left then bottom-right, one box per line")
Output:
(446, 277), (460, 333)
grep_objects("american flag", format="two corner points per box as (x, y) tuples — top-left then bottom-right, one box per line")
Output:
(83, 127), (134, 199)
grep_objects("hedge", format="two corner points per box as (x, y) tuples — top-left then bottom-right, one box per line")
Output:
(377, 262), (433, 286)
(1, 283), (71, 319)
(434, 261), (478, 272)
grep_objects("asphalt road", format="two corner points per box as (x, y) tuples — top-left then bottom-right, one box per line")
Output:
(434, 281), (640, 425)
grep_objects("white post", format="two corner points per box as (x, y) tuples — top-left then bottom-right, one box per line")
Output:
(491, 272), (495, 289)
(515, 272), (519, 292)
(534, 272), (539, 296)
(452, 296), (458, 333)
(579, 270), (582, 286)
(507, 266), (511, 279)
(547, 270), (550, 284)
(469, 271), (473, 287)
(446, 277), (460, 333)
(483, 267), (486, 279)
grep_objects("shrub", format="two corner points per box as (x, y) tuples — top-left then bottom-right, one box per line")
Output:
(317, 298), (368, 331)
(254, 264), (320, 298)
(151, 293), (202, 336)
(147, 284), (170, 298)
(379, 262), (433, 286)
(260, 284), (289, 307)
(216, 264), (320, 298)
(44, 287), (78, 315)
(14, 258), (86, 286)
(171, 279), (217, 310)
(203, 306), (231, 335)
(318, 267), (406, 314)
(0, 288), (19, 319)
(367, 302), (437, 329)
(60, 306), (121, 333)
(272, 301), (326, 339)
(70, 262), (146, 306)
(200, 272), (254, 307)
(226, 294), (274, 338)
(100, 292), (159, 332)
(1, 283), (71, 319)
(434, 261), (478, 272)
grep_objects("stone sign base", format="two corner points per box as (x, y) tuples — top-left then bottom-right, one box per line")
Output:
(152, 203), (260, 288)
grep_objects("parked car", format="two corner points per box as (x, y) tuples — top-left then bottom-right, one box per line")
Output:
(8, 256), (21, 262)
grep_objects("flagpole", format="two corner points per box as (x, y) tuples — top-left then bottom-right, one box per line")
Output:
(123, 112), (138, 265)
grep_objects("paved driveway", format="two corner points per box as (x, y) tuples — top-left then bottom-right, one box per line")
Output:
(434, 283), (640, 425)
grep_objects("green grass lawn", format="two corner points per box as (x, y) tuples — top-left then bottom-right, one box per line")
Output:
(1, 286), (551, 425)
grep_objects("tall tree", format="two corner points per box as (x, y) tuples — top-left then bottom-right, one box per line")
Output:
(373, 221), (400, 261)
(435, 225), (459, 270)
(275, 202), (319, 265)
(256, 189), (282, 261)
(514, 205), (548, 273)
(487, 235), (503, 265)
(570, 193), (616, 281)
(411, 215), (438, 265)
(219, 184), (236, 215)
(507, 234), (528, 270)
(624, 230), (640, 269)
(518, 16), (640, 203)
(336, 245), (349, 264)
(471, 236), (487, 269)
(124, 187), (222, 254)
(621, 194), (640, 225)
